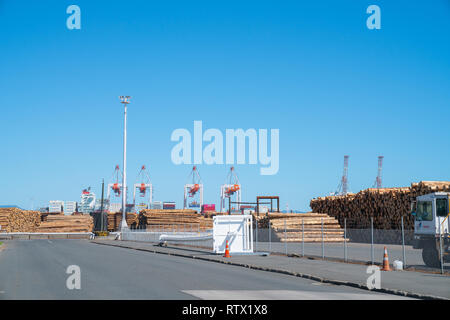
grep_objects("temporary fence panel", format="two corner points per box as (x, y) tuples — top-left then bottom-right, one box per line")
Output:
(213, 215), (253, 254)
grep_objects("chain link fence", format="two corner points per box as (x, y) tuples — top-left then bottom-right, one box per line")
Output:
(252, 216), (442, 271)
(118, 216), (447, 273)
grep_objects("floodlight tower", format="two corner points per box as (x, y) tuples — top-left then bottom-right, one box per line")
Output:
(119, 95), (131, 231)
(374, 156), (384, 189)
(133, 165), (153, 212)
(220, 167), (242, 213)
(334, 155), (349, 196)
(183, 166), (204, 210)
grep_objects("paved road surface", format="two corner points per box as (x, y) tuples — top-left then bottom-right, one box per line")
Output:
(0, 240), (411, 300)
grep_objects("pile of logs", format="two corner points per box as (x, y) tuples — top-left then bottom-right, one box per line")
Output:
(36, 215), (94, 233)
(0, 207), (93, 233)
(138, 209), (213, 231)
(257, 213), (346, 242)
(0, 207), (18, 232)
(107, 212), (138, 231)
(40, 212), (65, 223)
(310, 181), (450, 231)
(0, 208), (41, 232)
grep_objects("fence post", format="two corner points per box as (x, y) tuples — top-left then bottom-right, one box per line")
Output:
(371, 217), (374, 265)
(269, 219), (272, 251)
(321, 217), (324, 259)
(401, 216), (406, 268)
(439, 222), (444, 275)
(302, 218), (304, 257)
(256, 219), (258, 252)
(344, 218), (347, 262)
(284, 218), (287, 255)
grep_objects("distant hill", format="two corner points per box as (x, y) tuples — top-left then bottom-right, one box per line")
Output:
(0, 205), (24, 209)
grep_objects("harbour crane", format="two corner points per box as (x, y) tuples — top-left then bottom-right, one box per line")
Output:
(183, 166), (204, 210)
(133, 165), (153, 213)
(220, 167), (242, 213)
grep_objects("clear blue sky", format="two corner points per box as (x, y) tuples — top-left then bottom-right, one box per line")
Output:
(1, 0), (449, 211)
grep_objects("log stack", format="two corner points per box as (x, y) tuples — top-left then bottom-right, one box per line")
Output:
(41, 212), (64, 222)
(257, 213), (346, 242)
(7, 210), (41, 232)
(107, 212), (138, 231)
(138, 209), (213, 231)
(0, 207), (94, 233)
(0, 208), (41, 232)
(36, 215), (94, 233)
(310, 181), (450, 231)
(0, 207), (18, 232)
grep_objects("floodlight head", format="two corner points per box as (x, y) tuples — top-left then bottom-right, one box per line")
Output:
(119, 96), (131, 104)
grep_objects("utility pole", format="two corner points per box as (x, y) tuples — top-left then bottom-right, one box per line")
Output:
(119, 96), (131, 231)
(100, 179), (105, 232)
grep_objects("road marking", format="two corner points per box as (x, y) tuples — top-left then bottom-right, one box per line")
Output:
(182, 290), (413, 300)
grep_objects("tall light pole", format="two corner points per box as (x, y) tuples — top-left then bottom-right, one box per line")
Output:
(119, 96), (131, 231)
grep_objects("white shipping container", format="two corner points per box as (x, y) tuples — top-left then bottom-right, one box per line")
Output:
(151, 201), (163, 210)
(109, 203), (122, 213)
(49, 200), (64, 213)
(64, 201), (77, 215)
(258, 205), (269, 214)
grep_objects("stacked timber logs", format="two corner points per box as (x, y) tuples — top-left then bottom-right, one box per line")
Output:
(257, 213), (346, 242)
(107, 212), (138, 231)
(0, 208), (41, 232)
(0, 207), (93, 233)
(310, 181), (450, 231)
(0, 207), (17, 232)
(41, 212), (64, 222)
(138, 209), (213, 231)
(7, 210), (41, 232)
(37, 215), (93, 233)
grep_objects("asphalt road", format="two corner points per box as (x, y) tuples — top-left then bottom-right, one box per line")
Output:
(0, 240), (411, 300)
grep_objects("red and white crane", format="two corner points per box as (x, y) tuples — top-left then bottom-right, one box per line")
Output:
(133, 165), (153, 212)
(107, 165), (123, 212)
(220, 167), (242, 213)
(183, 166), (203, 210)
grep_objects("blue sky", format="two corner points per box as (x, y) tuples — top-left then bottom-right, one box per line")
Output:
(1, 1), (449, 211)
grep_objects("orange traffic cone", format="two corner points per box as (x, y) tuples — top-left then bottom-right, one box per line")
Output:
(223, 240), (231, 258)
(381, 246), (391, 271)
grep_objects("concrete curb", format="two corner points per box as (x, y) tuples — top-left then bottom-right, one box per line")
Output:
(91, 241), (448, 301)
